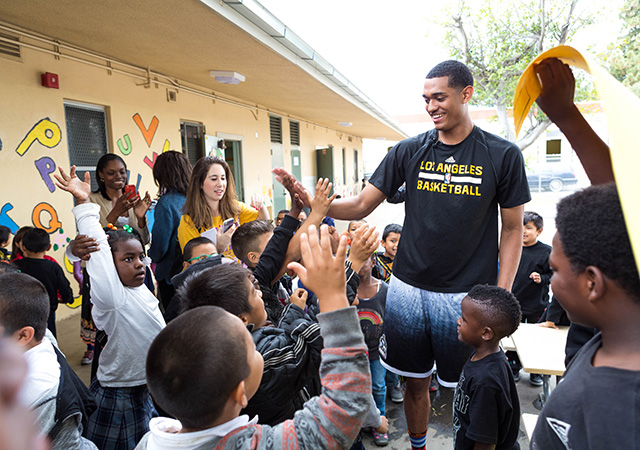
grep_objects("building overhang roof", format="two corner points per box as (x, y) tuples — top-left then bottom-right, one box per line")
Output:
(0, 0), (407, 141)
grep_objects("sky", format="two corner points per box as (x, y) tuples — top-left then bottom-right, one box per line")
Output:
(259, 0), (623, 116)
(258, 0), (450, 118)
(258, 0), (624, 169)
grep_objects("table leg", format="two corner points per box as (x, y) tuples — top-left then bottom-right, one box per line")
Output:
(542, 374), (550, 404)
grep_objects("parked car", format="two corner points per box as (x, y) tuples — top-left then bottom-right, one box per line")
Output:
(527, 166), (578, 192)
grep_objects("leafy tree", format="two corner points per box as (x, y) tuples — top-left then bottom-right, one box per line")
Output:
(437, 0), (596, 149)
(603, 0), (640, 96)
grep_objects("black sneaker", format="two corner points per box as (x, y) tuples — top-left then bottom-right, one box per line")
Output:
(512, 370), (520, 382)
(529, 373), (544, 386)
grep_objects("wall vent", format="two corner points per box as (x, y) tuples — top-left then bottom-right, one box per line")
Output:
(0, 32), (21, 61)
(289, 120), (300, 146)
(269, 115), (282, 144)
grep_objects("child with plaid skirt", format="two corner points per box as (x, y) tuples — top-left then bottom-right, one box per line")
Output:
(56, 167), (166, 449)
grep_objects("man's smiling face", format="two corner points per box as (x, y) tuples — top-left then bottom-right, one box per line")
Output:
(423, 76), (471, 133)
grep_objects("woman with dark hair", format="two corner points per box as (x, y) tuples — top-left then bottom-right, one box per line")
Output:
(90, 154), (151, 242)
(148, 151), (192, 309)
(177, 156), (269, 258)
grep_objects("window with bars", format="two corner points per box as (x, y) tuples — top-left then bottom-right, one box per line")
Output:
(289, 120), (300, 146)
(546, 139), (561, 163)
(64, 102), (109, 191)
(270, 115), (282, 144)
(181, 122), (205, 166)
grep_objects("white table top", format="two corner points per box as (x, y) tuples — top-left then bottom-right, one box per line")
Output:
(500, 335), (516, 351)
(509, 323), (569, 376)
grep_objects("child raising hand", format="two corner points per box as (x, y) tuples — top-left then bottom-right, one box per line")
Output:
(55, 166), (165, 449)
(136, 224), (371, 450)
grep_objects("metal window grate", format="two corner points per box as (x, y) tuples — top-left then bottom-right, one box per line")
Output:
(546, 139), (561, 163)
(270, 115), (282, 144)
(342, 147), (347, 184)
(64, 104), (108, 191)
(181, 122), (204, 166)
(354, 149), (359, 184)
(0, 32), (21, 60)
(289, 120), (300, 146)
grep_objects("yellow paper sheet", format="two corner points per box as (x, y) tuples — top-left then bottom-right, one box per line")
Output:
(514, 45), (640, 275)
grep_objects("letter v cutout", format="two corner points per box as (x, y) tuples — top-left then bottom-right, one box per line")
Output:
(133, 113), (159, 147)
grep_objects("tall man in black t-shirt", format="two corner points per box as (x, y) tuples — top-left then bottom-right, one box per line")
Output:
(274, 60), (530, 450)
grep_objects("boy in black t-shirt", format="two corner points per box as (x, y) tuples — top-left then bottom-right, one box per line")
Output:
(507, 211), (552, 385)
(453, 284), (521, 450)
(14, 228), (73, 338)
(531, 183), (640, 449)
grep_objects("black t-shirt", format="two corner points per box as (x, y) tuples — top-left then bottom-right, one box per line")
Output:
(453, 350), (521, 450)
(512, 241), (552, 316)
(356, 281), (388, 360)
(15, 257), (73, 309)
(532, 333), (639, 449)
(368, 126), (530, 292)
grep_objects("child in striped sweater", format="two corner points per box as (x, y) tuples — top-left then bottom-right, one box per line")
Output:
(136, 225), (372, 450)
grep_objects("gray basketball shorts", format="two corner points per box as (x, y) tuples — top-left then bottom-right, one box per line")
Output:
(379, 275), (472, 387)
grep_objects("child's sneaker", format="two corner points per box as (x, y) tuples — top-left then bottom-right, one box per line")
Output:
(372, 429), (389, 447)
(389, 384), (404, 403)
(529, 373), (543, 386)
(81, 350), (93, 365)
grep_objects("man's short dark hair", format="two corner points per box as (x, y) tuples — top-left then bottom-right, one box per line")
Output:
(524, 211), (544, 230)
(382, 223), (403, 241)
(0, 226), (10, 244)
(183, 236), (215, 262)
(556, 182), (640, 303)
(177, 264), (252, 316)
(21, 228), (50, 253)
(426, 60), (474, 90)
(231, 220), (274, 266)
(277, 209), (289, 216)
(146, 306), (250, 430)
(467, 284), (522, 338)
(0, 273), (49, 341)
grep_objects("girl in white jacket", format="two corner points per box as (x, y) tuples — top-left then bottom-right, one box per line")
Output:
(55, 166), (165, 450)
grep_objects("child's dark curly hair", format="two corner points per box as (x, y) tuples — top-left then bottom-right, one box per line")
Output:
(467, 284), (522, 338)
(556, 183), (640, 303)
(104, 226), (146, 256)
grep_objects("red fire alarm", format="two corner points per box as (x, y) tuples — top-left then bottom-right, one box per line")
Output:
(41, 72), (59, 89)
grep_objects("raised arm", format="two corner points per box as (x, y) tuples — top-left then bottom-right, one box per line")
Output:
(328, 182), (386, 220)
(347, 224), (380, 274)
(534, 58), (613, 184)
(250, 194), (270, 221)
(497, 205), (524, 291)
(273, 167), (386, 220)
(54, 167), (127, 309)
(278, 178), (336, 277)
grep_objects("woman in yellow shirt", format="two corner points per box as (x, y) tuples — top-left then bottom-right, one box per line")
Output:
(177, 156), (269, 258)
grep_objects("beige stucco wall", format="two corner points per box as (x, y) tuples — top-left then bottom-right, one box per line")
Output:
(0, 47), (363, 321)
